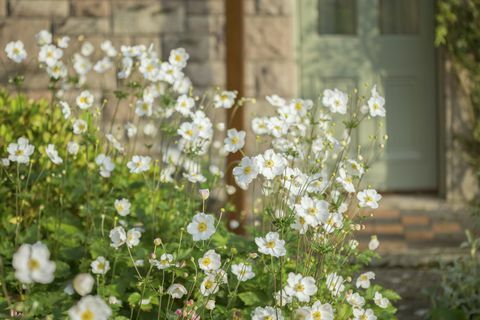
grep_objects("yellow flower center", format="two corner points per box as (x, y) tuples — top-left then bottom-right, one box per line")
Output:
(265, 241), (275, 249)
(204, 280), (214, 289)
(28, 258), (40, 271)
(264, 159), (274, 168)
(294, 283), (305, 292)
(243, 166), (252, 174)
(175, 54), (182, 62)
(295, 102), (302, 110)
(97, 262), (105, 270)
(308, 207), (317, 216)
(15, 149), (24, 156)
(312, 311), (322, 320)
(202, 257), (211, 266)
(81, 309), (94, 320)
(197, 222), (208, 232)
(231, 137), (239, 144)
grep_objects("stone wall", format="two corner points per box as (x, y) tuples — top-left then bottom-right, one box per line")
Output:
(243, 0), (297, 153)
(0, 0), (226, 94)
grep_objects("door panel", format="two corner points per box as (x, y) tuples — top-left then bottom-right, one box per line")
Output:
(298, 0), (437, 191)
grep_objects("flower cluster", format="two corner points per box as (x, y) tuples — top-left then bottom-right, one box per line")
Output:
(0, 30), (398, 319)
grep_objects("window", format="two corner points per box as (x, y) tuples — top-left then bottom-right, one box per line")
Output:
(379, 0), (420, 34)
(317, 0), (357, 35)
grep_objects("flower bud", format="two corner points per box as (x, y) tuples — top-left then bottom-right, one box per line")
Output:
(199, 189), (210, 200)
(73, 273), (94, 296)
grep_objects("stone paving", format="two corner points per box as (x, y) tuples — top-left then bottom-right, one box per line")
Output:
(357, 195), (475, 319)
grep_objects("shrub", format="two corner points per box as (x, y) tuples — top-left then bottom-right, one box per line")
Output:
(0, 30), (399, 319)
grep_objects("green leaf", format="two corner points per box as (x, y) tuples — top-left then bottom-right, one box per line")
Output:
(128, 292), (141, 306)
(238, 291), (261, 306)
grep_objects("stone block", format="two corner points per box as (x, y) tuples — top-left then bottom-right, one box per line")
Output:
(55, 17), (110, 35)
(187, 0), (224, 15)
(112, 1), (185, 35)
(163, 34), (223, 62)
(246, 61), (297, 98)
(0, 18), (50, 56)
(0, 0), (6, 16)
(186, 61), (225, 88)
(244, 0), (293, 16)
(245, 16), (293, 60)
(72, 0), (111, 17)
(9, 0), (69, 17)
(187, 15), (224, 34)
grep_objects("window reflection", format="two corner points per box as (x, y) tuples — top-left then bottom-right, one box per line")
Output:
(317, 0), (357, 35)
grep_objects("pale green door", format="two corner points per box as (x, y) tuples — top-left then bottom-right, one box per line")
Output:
(298, 0), (437, 191)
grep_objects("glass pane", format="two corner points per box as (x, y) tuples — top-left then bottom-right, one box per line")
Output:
(317, 0), (357, 35)
(380, 0), (420, 34)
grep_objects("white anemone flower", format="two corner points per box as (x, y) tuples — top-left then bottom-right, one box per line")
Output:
(224, 128), (246, 153)
(60, 101), (71, 119)
(347, 292), (366, 308)
(198, 249), (221, 272)
(7, 137), (35, 164)
(67, 141), (79, 155)
(255, 149), (287, 180)
(356, 271), (375, 289)
(295, 196), (329, 227)
(35, 30), (52, 46)
(284, 272), (318, 302)
(46, 144), (63, 164)
(135, 99), (153, 117)
(109, 226), (126, 249)
(126, 228), (142, 248)
(68, 295), (112, 320)
(167, 283), (187, 299)
(73, 119), (88, 135)
(150, 253), (174, 270)
(255, 232), (286, 257)
(187, 212), (216, 241)
(175, 94), (195, 116)
(357, 189), (382, 209)
(12, 242), (56, 284)
(38, 44), (63, 67)
(233, 156), (259, 190)
(367, 85), (386, 117)
(307, 301), (335, 320)
(374, 292), (390, 309)
(322, 88), (348, 114)
(353, 308), (377, 320)
(200, 274), (220, 296)
(127, 155), (151, 173)
(252, 306), (284, 320)
(5, 41), (27, 63)
(326, 272), (345, 296)
(213, 91), (236, 109)
(169, 47), (189, 69)
(231, 263), (255, 282)
(76, 91), (94, 110)
(95, 154), (115, 178)
(91, 256), (110, 275)
(114, 198), (131, 216)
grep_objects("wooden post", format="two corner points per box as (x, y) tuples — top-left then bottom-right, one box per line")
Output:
(225, 0), (246, 234)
